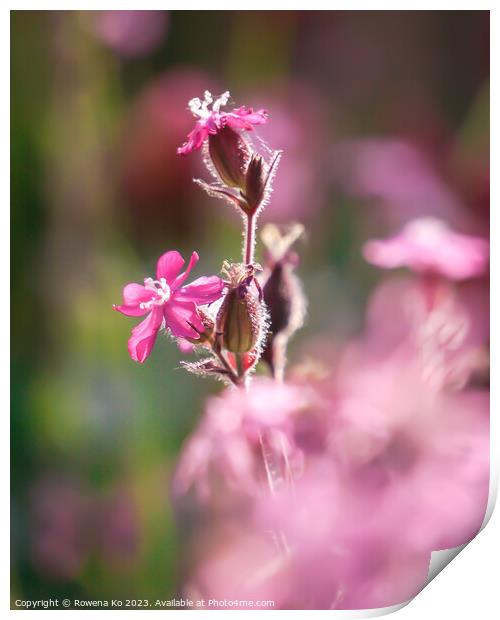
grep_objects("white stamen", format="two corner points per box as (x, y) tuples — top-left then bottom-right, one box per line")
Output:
(140, 277), (172, 309)
(187, 90), (231, 119)
(212, 90), (230, 112)
(187, 97), (203, 117)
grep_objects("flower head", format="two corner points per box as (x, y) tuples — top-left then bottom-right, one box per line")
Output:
(114, 251), (224, 362)
(177, 90), (268, 156)
(216, 262), (265, 355)
(363, 217), (489, 280)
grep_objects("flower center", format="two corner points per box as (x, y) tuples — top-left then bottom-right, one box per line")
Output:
(188, 90), (230, 120)
(405, 217), (447, 247)
(140, 277), (171, 309)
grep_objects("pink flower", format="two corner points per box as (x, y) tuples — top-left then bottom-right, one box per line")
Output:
(330, 139), (466, 228)
(172, 378), (309, 503)
(363, 217), (489, 280)
(29, 476), (89, 582)
(92, 10), (168, 58)
(328, 338), (489, 554)
(177, 91), (267, 156)
(114, 251), (224, 363)
(175, 347), (488, 608)
(362, 276), (489, 391)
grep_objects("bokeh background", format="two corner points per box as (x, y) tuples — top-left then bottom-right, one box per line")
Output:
(11, 10), (489, 603)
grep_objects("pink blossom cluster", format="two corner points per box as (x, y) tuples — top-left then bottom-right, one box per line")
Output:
(170, 218), (489, 609)
(114, 91), (489, 610)
(172, 279), (488, 608)
(114, 91), (283, 380)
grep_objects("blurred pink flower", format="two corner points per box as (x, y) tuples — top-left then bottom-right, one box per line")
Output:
(177, 91), (267, 156)
(172, 378), (309, 503)
(363, 217), (489, 280)
(96, 490), (139, 569)
(114, 250), (224, 362)
(249, 359), (487, 607)
(120, 70), (219, 239)
(176, 337), (196, 354)
(92, 11), (168, 57)
(29, 477), (90, 582)
(330, 139), (472, 230)
(362, 276), (489, 391)
(28, 478), (143, 580)
(184, 446), (434, 609)
(330, 336), (489, 552)
(251, 466), (433, 609)
(177, 332), (488, 608)
(250, 84), (328, 222)
(184, 527), (295, 609)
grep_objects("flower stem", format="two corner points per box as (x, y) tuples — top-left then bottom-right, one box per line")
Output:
(259, 431), (290, 557)
(235, 352), (245, 378)
(244, 214), (255, 265)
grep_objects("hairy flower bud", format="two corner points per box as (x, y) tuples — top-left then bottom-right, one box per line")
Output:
(208, 126), (250, 189)
(217, 284), (257, 353)
(242, 155), (266, 213)
(259, 224), (306, 379)
(216, 263), (265, 355)
(262, 262), (294, 335)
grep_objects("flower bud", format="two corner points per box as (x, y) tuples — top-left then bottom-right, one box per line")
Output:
(242, 155), (266, 213)
(216, 264), (264, 354)
(240, 150), (282, 216)
(262, 262), (293, 336)
(217, 287), (256, 353)
(208, 126), (250, 188)
(259, 224), (306, 379)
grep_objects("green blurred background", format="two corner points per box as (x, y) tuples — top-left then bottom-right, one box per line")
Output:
(11, 10), (489, 603)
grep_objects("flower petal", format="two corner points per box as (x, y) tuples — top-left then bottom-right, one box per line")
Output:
(363, 218), (489, 281)
(156, 251), (185, 283)
(127, 307), (163, 363)
(175, 276), (225, 305)
(171, 251), (199, 289)
(224, 107), (268, 130)
(164, 300), (205, 339)
(177, 121), (210, 155)
(114, 304), (149, 317)
(114, 283), (154, 316)
(363, 239), (407, 269)
(177, 338), (195, 354)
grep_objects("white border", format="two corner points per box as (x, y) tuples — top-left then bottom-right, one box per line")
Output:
(5, 3), (496, 617)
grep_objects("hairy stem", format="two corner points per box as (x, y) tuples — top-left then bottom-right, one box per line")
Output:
(244, 214), (255, 265)
(271, 337), (287, 384)
(259, 432), (278, 496)
(259, 432), (290, 557)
